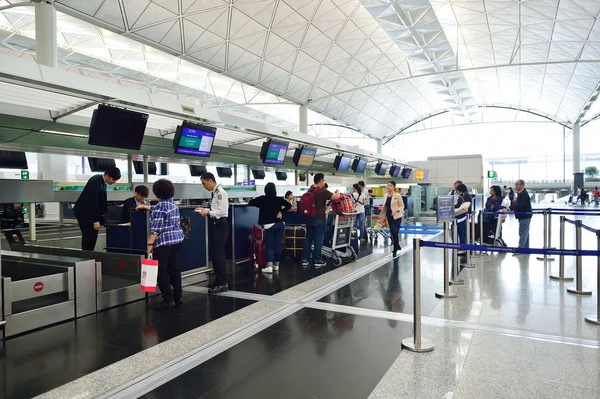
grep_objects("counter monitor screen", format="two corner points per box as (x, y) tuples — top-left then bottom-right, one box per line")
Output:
(0, 151), (28, 169)
(390, 165), (401, 178)
(334, 154), (352, 172)
(293, 146), (317, 167)
(88, 105), (148, 150)
(402, 168), (413, 178)
(352, 158), (368, 173)
(88, 157), (116, 172)
(189, 165), (207, 176)
(260, 139), (289, 165)
(173, 122), (216, 157)
(133, 161), (157, 175)
(375, 162), (389, 176)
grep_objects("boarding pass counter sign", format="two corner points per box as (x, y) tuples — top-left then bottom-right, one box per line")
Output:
(437, 196), (455, 223)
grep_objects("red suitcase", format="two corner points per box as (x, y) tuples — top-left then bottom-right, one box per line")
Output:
(249, 224), (267, 270)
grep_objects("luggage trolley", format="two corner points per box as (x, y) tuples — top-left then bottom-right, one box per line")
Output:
(322, 212), (358, 266)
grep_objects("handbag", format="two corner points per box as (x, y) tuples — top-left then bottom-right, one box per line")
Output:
(140, 253), (159, 292)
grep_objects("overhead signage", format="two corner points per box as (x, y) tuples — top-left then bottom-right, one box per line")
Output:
(437, 196), (455, 224)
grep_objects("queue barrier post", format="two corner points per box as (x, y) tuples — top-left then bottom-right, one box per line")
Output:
(402, 238), (435, 352)
(477, 209), (488, 257)
(550, 216), (573, 281)
(537, 210), (554, 262)
(464, 214), (475, 268)
(450, 221), (465, 286)
(584, 231), (600, 326)
(436, 221), (457, 299)
(567, 220), (592, 296)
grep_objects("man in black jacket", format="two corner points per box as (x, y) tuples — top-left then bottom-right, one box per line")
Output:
(121, 185), (149, 223)
(74, 167), (121, 250)
(510, 179), (532, 251)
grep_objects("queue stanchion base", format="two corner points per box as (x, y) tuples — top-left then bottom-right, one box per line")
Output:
(449, 279), (465, 286)
(549, 274), (574, 281)
(566, 287), (593, 296)
(584, 315), (600, 326)
(537, 255), (556, 262)
(435, 291), (458, 299)
(401, 337), (434, 353)
(463, 261), (476, 269)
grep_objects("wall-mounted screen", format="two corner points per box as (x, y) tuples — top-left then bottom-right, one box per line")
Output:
(375, 162), (388, 176)
(133, 161), (157, 175)
(260, 139), (289, 165)
(352, 158), (367, 173)
(415, 170), (425, 180)
(88, 105), (148, 150)
(189, 165), (207, 176)
(251, 169), (266, 179)
(0, 151), (28, 169)
(402, 168), (413, 179)
(88, 157), (116, 172)
(389, 165), (401, 178)
(333, 154), (352, 172)
(275, 171), (288, 181)
(216, 167), (232, 178)
(173, 122), (216, 157)
(293, 146), (317, 168)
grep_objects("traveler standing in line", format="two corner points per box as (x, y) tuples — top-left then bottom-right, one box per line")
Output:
(300, 173), (340, 267)
(137, 179), (184, 309)
(73, 166), (121, 251)
(121, 185), (149, 223)
(510, 179), (532, 252)
(351, 183), (366, 243)
(196, 172), (229, 293)
(508, 187), (515, 202)
(249, 182), (292, 273)
(454, 183), (472, 255)
(377, 181), (404, 258)
(358, 181), (370, 240)
(593, 186), (600, 206)
(284, 190), (295, 208)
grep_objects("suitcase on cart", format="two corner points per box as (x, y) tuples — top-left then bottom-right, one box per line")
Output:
(284, 225), (306, 259)
(249, 224), (267, 269)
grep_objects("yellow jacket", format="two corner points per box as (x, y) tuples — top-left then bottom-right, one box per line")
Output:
(377, 192), (404, 227)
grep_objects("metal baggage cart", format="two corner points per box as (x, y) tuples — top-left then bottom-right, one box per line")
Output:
(322, 212), (358, 266)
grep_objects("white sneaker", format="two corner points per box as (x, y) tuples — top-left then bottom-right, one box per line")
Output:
(273, 263), (280, 271)
(262, 266), (273, 273)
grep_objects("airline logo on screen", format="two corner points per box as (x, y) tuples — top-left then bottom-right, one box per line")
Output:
(177, 127), (215, 157)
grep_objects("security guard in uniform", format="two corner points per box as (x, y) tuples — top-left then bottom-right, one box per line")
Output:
(196, 172), (229, 293)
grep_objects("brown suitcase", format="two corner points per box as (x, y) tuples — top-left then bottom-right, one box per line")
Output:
(284, 225), (305, 259)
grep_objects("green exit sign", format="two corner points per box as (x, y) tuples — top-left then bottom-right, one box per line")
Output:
(21, 170), (29, 180)
(487, 171), (496, 179)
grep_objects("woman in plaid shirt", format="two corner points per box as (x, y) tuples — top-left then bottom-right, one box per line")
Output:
(138, 179), (185, 309)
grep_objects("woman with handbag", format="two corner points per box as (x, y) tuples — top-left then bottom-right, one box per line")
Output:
(377, 181), (404, 258)
(137, 179), (184, 310)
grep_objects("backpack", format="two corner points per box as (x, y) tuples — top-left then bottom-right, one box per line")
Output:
(299, 186), (318, 218)
(331, 194), (354, 215)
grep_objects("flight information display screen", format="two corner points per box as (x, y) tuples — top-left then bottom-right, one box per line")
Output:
(263, 139), (289, 165)
(174, 124), (216, 157)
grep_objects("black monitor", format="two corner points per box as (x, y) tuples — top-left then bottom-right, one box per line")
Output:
(88, 105), (148, 150)
(352, 157), (367, 173)
(299, 172), (307, 182)
(375, 162), (388, 176)
(160, 163), (168, 175)
(402, 167), (412, 178)
(173, 121), (216, 157)
(292, 146), (317, 168)
(0, 151), (28, 169)
(260, 139), (289, 165)
(389, 165), (401, 178)
(189, 165), (207, 176)
(333, 154), (352, 172)
(275, 171), (288, 181)
(133, 161), (156, 175)
(216, 167), (232, 178)
(251, 169), (266, 179)
(88, 157), (116, 172)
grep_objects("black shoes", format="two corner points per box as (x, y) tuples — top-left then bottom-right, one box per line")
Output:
(155, 300), (175, 310)
(209, 285), (229, 294)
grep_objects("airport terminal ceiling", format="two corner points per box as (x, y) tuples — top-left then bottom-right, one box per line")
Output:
(1, 0), (600, 142)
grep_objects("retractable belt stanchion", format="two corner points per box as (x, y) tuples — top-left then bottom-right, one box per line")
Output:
(567, 220), (592, 296)
(536, 210), (554, 261)
(547, 208), (555, 259)
(436, 221), (457, 299)
(550, 216), (573, 281)
(464, 214), (475, 268)
(584, 231), (600, 326)
(478, 209), (488, 256)
(450, 221), (465, 286)
(470, 214), (476, 255)
(402, 238), (434, 353)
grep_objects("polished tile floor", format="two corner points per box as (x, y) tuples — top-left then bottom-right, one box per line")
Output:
(0, 293), (253, 399)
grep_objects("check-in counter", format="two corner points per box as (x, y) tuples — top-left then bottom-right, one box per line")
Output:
(0, 251), (97, 337)
(105, 210), (149, 254)
(226, 204), (259, 265)
(282, 210), (306, 226)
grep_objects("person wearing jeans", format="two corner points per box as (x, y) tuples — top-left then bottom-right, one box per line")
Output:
(510, 179), (533, 253)
(351, 183), (366, 243)
(248, 182), (292, 273)
(302, 173), (340, 268)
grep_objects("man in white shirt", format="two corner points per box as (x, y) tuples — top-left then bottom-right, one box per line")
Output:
(358, 181), (370, 240)
(197, 172), (230, 293)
